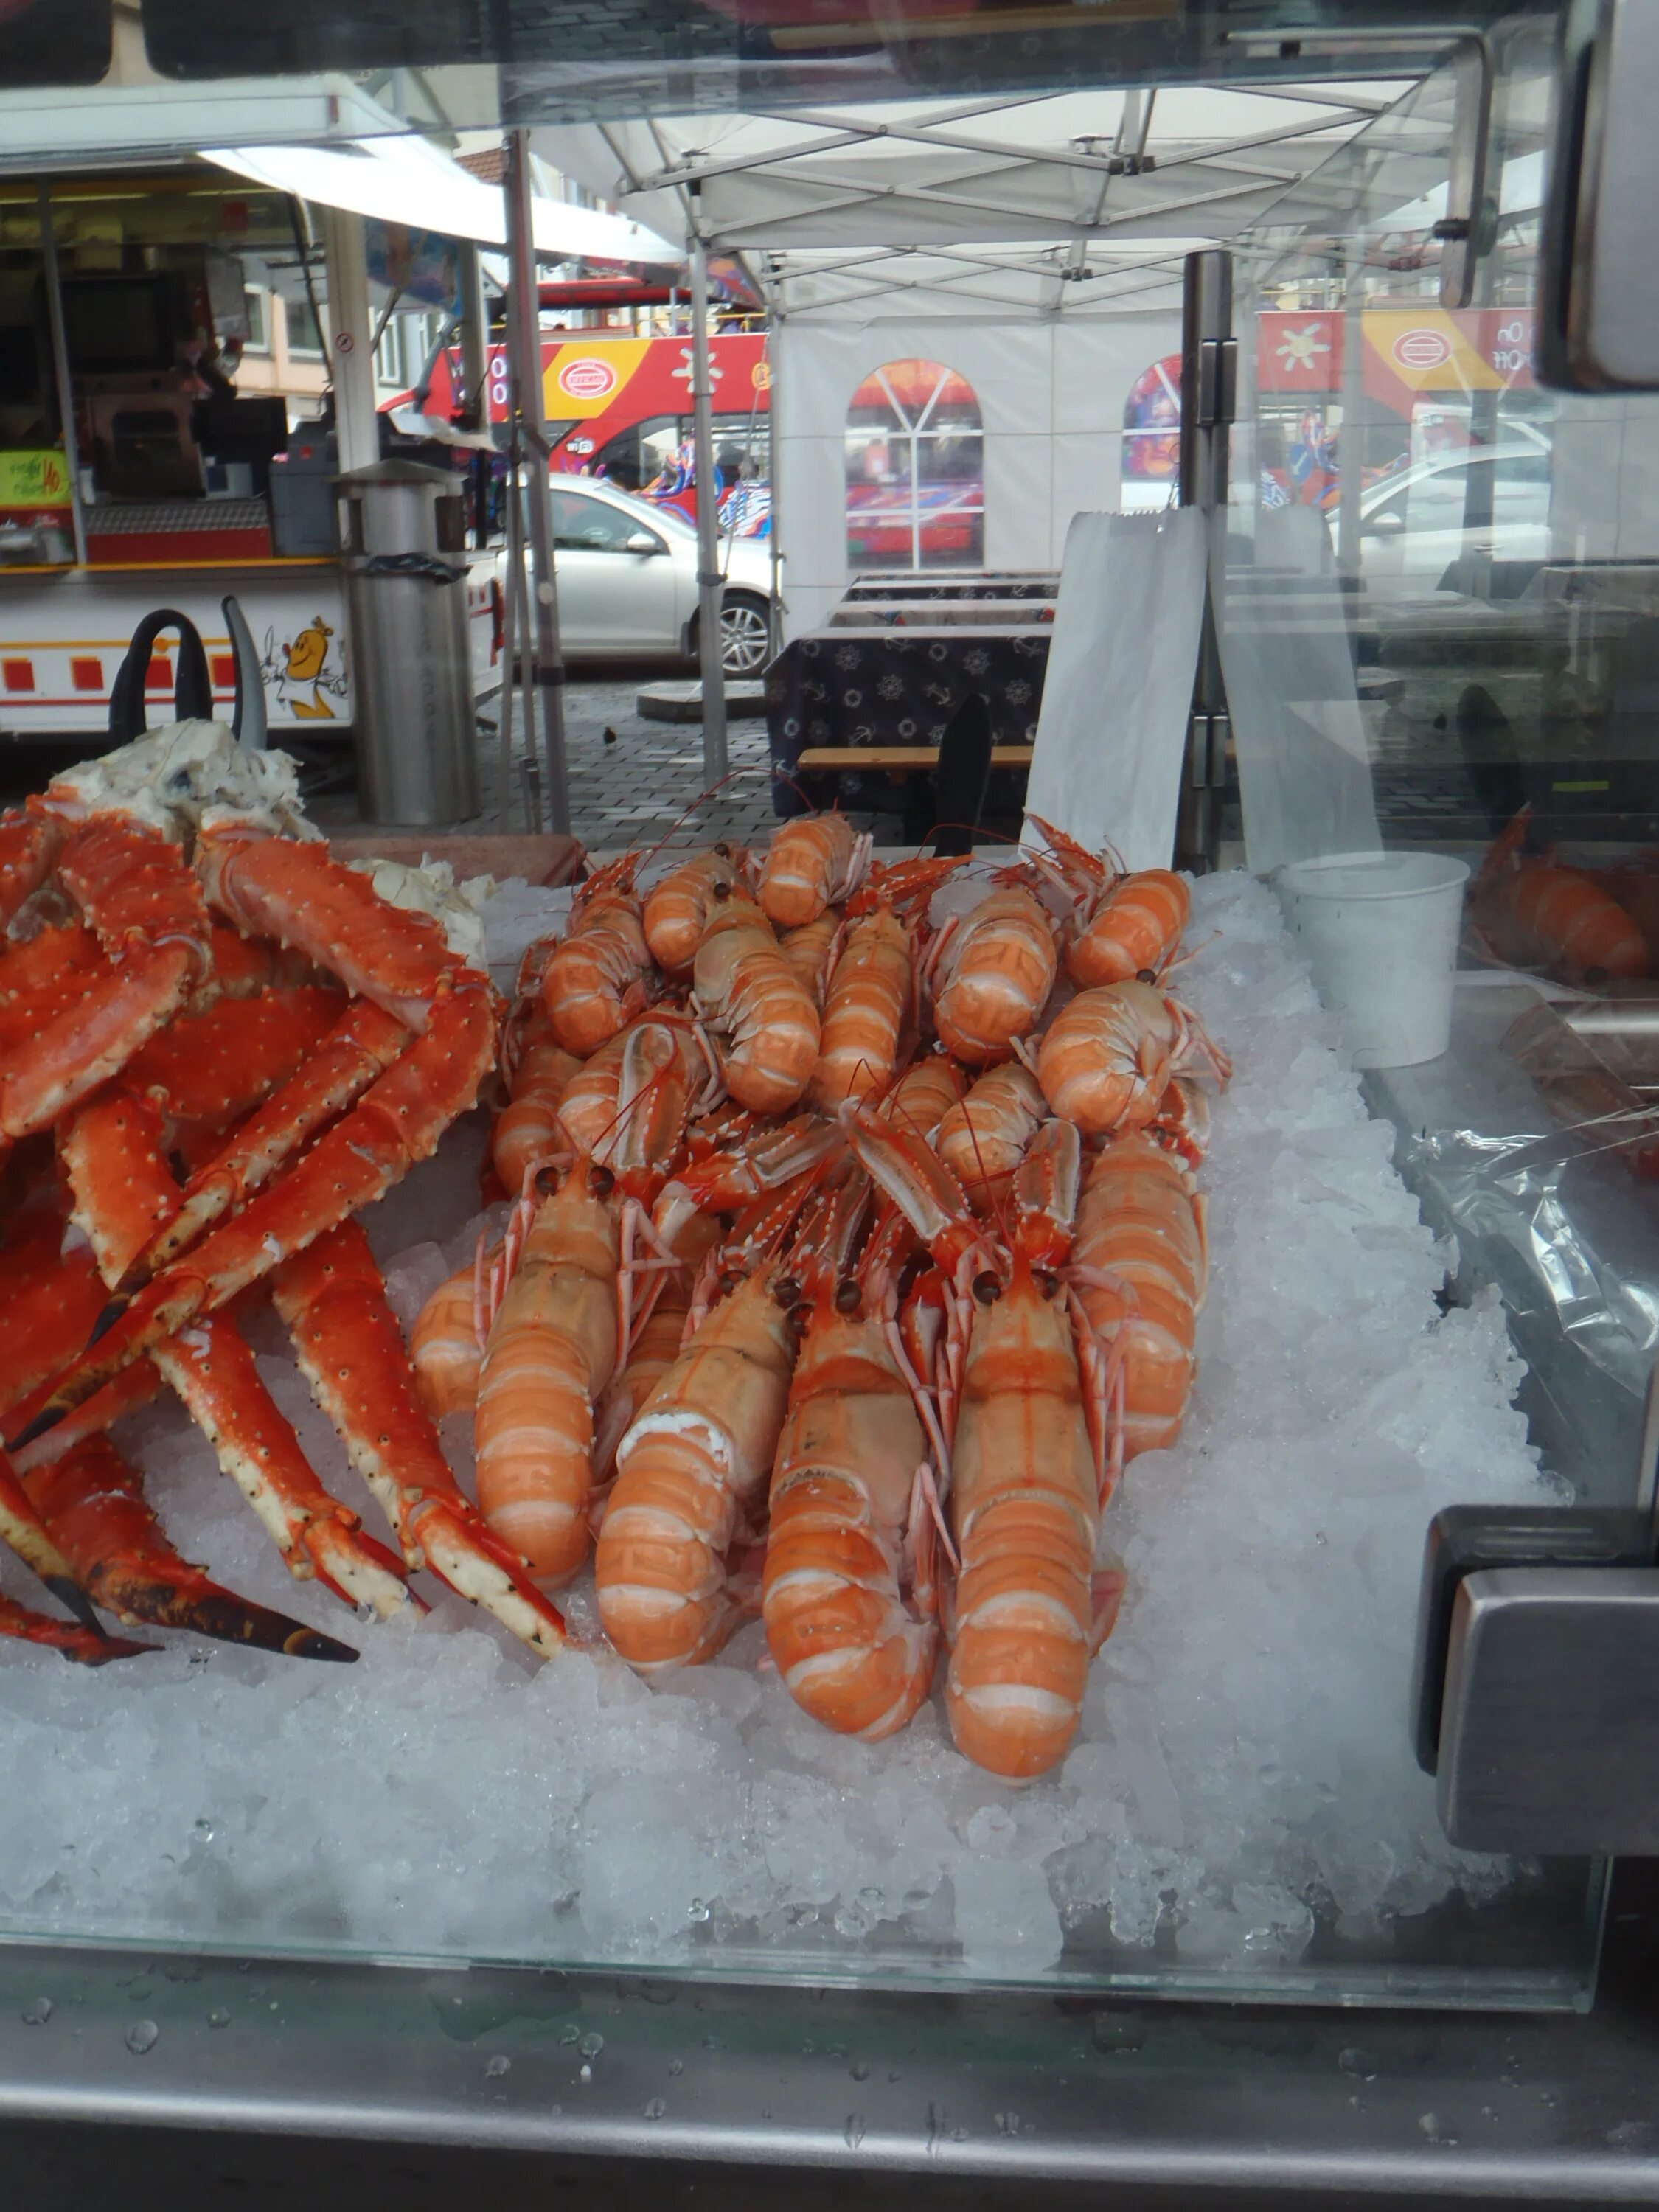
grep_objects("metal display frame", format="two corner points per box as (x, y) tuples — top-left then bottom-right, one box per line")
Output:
(1, 1862), (1658, 2205)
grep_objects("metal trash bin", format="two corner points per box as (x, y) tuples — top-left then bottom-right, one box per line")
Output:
(337, 459), (479, 826)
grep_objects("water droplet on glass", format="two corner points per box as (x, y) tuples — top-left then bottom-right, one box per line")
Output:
(858, 1886), (882, 1908)
(1419, 2112), (1457, 2146)
(995, 2112), (1019, 2136)
(578, 2031), (604, 2059)
(668, 2059), (684, 2077)
(644, 2098), (667, 2120)
(849, 2059), (870, 2082)
(1338, 2047), (1380, 2082)
(125, 2020), (159, 2056)
(560, 2023), (580, 2045)
(686, 1899), (710, 1923)
(579, 2064), (592, 2084)
(194, 1820), (215, 1842)
(844, 2113), (866, 2150)
(20, 1997), (51, 2026)
(208, 2008), (231, 2030)
(888, 2070), (902, 2084)
(484, 2055), (511, 2079)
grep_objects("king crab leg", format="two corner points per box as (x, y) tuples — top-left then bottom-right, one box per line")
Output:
(272, 1222), (567, 1660)
(0, 1587), (152, 1666)
(55, 1085), (415, 1620)
(11, 835), (498, 1449)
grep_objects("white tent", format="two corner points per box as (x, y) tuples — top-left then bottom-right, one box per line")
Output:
(536, 81), (1425, 635)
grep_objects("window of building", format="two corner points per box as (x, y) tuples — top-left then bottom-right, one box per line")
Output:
(243, 290), (268, 355)
(845, 359), (983, 571)
(375, 318), (404, 389)
(285, 296), (324, 360)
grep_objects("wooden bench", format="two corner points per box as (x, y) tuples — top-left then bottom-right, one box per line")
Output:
(796, 745), (1034, 773)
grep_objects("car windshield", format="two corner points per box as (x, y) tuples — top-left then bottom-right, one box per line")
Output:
(557, 476), (698, 538)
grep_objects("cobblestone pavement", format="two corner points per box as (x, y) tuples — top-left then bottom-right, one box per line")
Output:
(310, 666), (891, 855)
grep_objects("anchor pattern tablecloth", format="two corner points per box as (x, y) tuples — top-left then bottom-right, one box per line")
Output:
(765, 627), (1051, 819)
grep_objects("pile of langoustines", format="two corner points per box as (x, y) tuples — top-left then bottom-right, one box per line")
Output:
(414, 810), (1229, 1782)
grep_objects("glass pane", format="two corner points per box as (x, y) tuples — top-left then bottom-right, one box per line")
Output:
(846, 357), (984, 571)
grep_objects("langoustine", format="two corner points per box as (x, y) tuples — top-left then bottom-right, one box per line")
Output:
(850, 1111), (1121, 1780)
(762, 1180), (942, 1741)
(928, 881), (1057, 1066)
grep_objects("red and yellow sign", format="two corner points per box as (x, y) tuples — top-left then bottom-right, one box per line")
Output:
(1256, 307), (1536, 418)
(540, 337), (653, 419)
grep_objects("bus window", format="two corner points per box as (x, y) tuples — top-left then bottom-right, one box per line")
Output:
(845, 359), (984, 571)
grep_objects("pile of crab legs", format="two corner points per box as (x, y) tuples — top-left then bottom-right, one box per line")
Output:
(0, 724), (564, 1669)
(411, 809), (1228, 1781)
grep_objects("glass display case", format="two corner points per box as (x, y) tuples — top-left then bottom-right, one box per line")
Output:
(0, 4), (1652, 2026)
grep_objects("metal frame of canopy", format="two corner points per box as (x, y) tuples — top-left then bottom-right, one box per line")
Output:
(533, 76), (1442, 731)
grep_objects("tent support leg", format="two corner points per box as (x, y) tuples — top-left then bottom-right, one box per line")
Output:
(504, 129), (571, 838)
(689, 210), (729, 787)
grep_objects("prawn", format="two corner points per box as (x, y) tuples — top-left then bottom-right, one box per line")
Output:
(849, 1113), (1122, 1781)
(936, 1061), (1046, 1214)
(757, 812), (872, 931)
(643, 844), (745, 976)
(1474, 807), (1647, 984)
(693, 884), (821, 1115)
(763, 1183), (941, 1741)
(928, 882), (1057, 1067)
(595, 1237), (803, 1673)
(1071, 1130), (1207, 1465)
(1027, 816), (1192, 988)
(543, 855), (652, 1057)
(807, 905), (917, 1113)
(1037, 979), (1228, 1138)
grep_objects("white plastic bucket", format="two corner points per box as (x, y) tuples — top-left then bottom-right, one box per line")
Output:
(1277, 850), (1470, 1070)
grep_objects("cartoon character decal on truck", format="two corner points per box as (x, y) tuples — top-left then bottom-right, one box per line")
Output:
(261, 616), (347, 720)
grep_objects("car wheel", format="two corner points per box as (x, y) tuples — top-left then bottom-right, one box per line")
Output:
(714, 593), (771, 677)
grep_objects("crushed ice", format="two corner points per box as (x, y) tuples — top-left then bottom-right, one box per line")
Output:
(0, 873), (1550, 1979)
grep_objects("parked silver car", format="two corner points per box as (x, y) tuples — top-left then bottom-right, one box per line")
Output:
(497, 474), (775, 675)
(1354, 433), (1553, 597)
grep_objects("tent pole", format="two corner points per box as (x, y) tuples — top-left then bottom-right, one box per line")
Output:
(689, 199), (729, 784)
(319, 208), (378, 473)
(504, 129), (571, 838)
(36, 181), (86, 568)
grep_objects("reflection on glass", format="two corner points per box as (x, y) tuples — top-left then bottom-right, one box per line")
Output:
(845, 357), (984, 571)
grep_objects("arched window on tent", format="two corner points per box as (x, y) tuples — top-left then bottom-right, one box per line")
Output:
(1121, 350), (1182, 512)
(845, 359), (984, 572)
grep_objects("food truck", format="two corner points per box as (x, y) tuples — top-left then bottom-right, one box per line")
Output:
(0, 169), (496, 742)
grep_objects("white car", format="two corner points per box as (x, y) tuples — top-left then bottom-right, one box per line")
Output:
(1355, 433), (1553, 596)
(499, 473), (775, 676)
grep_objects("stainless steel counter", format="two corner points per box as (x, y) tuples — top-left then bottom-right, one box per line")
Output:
(4, 1863), (1659, 2209)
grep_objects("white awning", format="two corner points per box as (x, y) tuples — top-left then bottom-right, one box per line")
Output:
(206, 136), (676, 266)
(535, 80), (1424, 319)
(0, 73), (400, 168)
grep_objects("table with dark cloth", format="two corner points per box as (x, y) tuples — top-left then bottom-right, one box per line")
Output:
(765, 624), (1051, 823)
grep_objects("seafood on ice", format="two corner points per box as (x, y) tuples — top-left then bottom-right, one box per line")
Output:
(4, 774), (1235, 1788)
(0, 720), (561, 1668)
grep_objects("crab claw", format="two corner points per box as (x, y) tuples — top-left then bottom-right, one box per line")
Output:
(0, 1590), (153, 1665)
(274, 1224), (566, 1660)
(24, 1438), (359, 1661)
(0, 1450), (102, 1633)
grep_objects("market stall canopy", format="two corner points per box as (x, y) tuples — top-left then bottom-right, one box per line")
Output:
(208, 135), (676, 266)
(0, 71), (401, 167)
(535, 80), (1420, 318)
